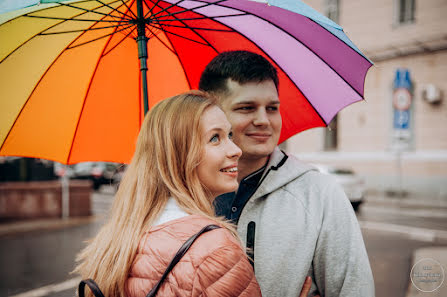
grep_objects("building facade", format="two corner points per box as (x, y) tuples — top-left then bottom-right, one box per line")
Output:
(286, 0), (447, 198)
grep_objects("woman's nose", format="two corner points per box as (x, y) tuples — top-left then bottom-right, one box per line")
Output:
(227, 140), (242, 159)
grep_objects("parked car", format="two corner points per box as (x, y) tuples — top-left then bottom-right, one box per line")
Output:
(313, 164), (365, 211)
(112, 164), (127, 188)
(71, 162), (121, 190)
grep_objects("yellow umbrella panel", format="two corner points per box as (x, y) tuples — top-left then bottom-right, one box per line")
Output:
(0, 0), (189, 164)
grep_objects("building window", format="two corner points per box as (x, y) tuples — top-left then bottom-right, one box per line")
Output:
(323, 0), (339, 151)
(395, 0), (415, 24)
(323, 0), (339, 23)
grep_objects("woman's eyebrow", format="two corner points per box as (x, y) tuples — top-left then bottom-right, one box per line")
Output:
(206, 126), (231, 134)
(206, 127), (224, 133)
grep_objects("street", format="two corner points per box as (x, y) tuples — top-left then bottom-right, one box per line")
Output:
(1, 187), (446, 297)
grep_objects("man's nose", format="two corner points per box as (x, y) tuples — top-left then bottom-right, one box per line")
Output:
(253, 108), (269, 126)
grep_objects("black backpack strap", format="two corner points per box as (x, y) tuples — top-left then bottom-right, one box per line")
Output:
(78, 279), (105, 297)
(145, 224), (221, 297)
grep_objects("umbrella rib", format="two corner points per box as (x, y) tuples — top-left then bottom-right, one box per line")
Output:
(149, 0), (221, 91)
(102, 26), (138, 56)
(90, 0), (136, 20)
(148, 0), (219, 48)
(66, 20), (122, 164)
(38, 23), (128, 35)
(24, 14), (130, 23)
(146, 0), (184, 19)
(154, 13), (246, 22)
(67, 24), (135, 49)
(307, 18), (373, 66)
(158, 28), (210, 46)
(143, 0), (163, 18)
(148, 0), (222, 89)
(161, 30), (193, 89)
(144, 26), (177, 55)
(119, 0), (138, 19)
(149, 0), (220, 52)
(1, 3), (114, 64)
(150, 22), (233, 32)
(1, 6), (134, 158)
(52, 1), (133, 22)
(209, 1), (366, 100)
(151, 0), (227, 20)
(177, 3), (327, 125)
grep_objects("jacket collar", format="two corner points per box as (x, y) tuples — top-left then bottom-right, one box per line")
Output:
(250, 147), (317, 201)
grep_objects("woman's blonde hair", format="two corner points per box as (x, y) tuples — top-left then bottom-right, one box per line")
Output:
(74, 90), (238, 297)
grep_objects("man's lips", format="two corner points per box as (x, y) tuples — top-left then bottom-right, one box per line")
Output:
(246, 132), (271, 140)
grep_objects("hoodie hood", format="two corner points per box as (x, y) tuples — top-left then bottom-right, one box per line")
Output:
(251, 147), (317, 201)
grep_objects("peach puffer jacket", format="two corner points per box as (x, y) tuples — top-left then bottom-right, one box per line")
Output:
(125, 215), (261, 297)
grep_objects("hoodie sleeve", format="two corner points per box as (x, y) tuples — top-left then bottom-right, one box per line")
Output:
(191, 243), (261, 297)
(312, 176), (375, 297)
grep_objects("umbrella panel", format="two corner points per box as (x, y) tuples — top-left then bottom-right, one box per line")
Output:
(0, 0), (370, 164)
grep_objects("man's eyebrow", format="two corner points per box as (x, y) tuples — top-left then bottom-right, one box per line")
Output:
(232, 100), (254, 105)
(233, 100), (280, 105)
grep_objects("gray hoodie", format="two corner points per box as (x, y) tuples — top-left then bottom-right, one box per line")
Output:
(237, 147), (375, 297)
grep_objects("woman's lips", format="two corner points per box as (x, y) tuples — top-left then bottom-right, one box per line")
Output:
(220, 165), (238, 177)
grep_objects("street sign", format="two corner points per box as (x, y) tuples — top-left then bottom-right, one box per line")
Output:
(391, 69), (413, 151)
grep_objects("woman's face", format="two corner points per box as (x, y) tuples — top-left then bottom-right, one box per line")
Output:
(197, 106), (242, 198)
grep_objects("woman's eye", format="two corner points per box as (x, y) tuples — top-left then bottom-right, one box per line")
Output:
(268, 106), (279, 111)
(210, 134), (219, 143)
(228, 131), (233, 140)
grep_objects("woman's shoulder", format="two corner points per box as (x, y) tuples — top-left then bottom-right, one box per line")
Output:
(133, 215), (244, 281)
(143, 215), (238, 254)
(128, 216), (259, 297)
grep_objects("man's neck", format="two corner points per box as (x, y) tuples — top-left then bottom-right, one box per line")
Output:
(237, 156), (269, 183)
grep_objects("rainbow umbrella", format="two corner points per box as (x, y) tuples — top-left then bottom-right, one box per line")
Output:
(0, 0), (372, 164)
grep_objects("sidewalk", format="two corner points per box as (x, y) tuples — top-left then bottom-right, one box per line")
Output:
(363, 192), (447, 297)
(0, 187), (114, 238)
(0, 216), (97, 238)
(365, 191), (447, 210)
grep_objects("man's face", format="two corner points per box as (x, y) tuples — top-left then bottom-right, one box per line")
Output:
(220, 79), (282, 163)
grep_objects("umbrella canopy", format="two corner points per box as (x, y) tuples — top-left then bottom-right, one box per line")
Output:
(0, 0), (372, 164)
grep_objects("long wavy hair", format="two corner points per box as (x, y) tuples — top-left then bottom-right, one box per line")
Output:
(74, 90), (238, 297)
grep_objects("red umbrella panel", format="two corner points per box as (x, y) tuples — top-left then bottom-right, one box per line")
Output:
(0, 0), (372, 164)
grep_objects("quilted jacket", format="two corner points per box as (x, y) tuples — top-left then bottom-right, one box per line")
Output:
(125, 215), (261, 297)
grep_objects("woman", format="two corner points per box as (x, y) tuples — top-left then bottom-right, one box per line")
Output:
(74, 91), (261, 297)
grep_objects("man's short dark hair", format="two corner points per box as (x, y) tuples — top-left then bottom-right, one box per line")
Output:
(199, 50), (279, 96)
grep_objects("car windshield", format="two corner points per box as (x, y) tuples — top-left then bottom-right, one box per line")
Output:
(105, 163), (117, 170)
(74, 162), (94, 170)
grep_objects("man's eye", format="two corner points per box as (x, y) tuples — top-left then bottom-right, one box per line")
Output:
(236, 106), (253, 111)
(268, 106), (279, 111)
(210, 134), (219, 143)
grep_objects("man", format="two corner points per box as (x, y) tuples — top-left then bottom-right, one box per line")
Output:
(199, 50), (374, 297)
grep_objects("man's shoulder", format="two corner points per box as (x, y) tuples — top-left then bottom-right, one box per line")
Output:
(280, 154), (332, 185)
(251, 148), (343, 204)
(273, 154), (345, 202)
